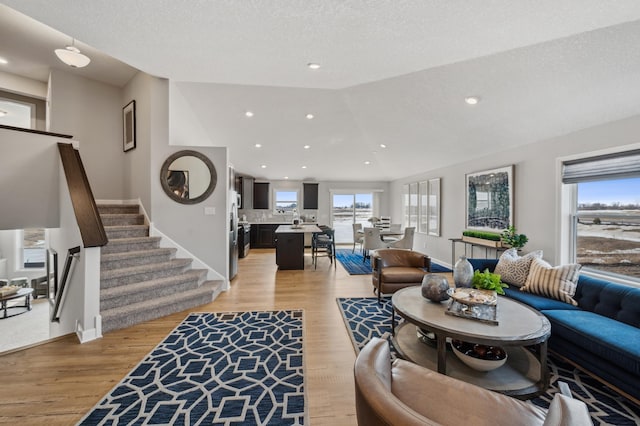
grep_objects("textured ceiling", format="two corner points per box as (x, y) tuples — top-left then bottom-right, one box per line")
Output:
(3, 1), (640, 181)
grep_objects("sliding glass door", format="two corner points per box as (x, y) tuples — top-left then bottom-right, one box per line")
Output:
(331, 193), (374, 244)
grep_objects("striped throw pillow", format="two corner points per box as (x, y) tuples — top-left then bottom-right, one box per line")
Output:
(521, 258), (581, 306)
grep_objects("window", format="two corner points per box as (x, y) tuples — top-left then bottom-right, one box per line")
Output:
(274, 190), (298, 213)
(402, 183), (418, 228)
(563, 149), (640, 281)
(418, 181), (428, 233)
(0, 97), (36, 129)
(331, 192), (374, 243)
(23, 228), (46, 268)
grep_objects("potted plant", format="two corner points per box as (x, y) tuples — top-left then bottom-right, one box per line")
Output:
(501, 226), (528, 249)
(471, 269), (509, 295)
(461, 230), (503, 248)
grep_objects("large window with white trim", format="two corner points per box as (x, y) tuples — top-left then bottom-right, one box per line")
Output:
(563, 150), (640, 281)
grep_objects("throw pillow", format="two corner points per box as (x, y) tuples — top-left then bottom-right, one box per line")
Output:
(494, 248), (543, 287)
(521, 258), (581, 306)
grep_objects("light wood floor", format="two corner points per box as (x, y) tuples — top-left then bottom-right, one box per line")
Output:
(0, 248), (376, 425)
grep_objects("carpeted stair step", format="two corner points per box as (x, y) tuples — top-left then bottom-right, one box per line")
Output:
(101, 247), (177, 270)
(97, 204), (140, 215)
(101, 281), (224, 333)
(101, 258), (193, 289)
(100, 269), (207, 310)
(100, 213), (144, 226)
(101, 236), (162, 254)
(104, 224), (149, 239)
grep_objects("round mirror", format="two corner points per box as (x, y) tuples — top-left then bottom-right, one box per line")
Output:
(160, 150), (217, 204)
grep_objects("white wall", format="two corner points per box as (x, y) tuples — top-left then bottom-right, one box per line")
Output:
(48, 69), (125, 199)
(0, 70), (47, 99)
(392, 114), (640, 267)
(154, 80), (229, 279)
(122, 72), (153, 210)
(0, 127), (60, 229)
(49, 153), (100, 341)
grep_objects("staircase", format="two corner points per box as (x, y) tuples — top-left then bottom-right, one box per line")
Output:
(98, 203), (224, 333)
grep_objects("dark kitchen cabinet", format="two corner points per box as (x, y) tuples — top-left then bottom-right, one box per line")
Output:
(303, 183), (319, 210)
(275, 232), (304, 270)
(236, 175), (254, 209)
(253, 182), (270, 209)
(250, 224), (278, 248)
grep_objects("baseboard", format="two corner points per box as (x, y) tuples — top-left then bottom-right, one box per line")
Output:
(75, 315), (102, 343)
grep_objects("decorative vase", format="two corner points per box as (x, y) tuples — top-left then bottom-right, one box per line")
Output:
(421, 274), (451, 302)
(453, 256), (474, 288)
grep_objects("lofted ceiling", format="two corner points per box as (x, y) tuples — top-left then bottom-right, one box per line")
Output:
(3, 1), (640, 181)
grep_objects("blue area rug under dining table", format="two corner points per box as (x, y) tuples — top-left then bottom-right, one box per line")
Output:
(335, 248), (452, 275)
(336, 296), (640, 425)
(78, 310), (306, 425)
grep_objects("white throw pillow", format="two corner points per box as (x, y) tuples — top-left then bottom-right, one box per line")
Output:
(494, 248), (543, 287)
(521, 258), (581, 306)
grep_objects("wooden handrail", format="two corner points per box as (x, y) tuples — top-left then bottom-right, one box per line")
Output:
(51, 246), (80, 323)
(0, 124), (73, 139)
(58, 143), (108, 248)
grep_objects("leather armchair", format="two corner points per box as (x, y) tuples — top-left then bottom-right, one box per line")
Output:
(372, 249), (430, 303)
(354, 338), (591, 426)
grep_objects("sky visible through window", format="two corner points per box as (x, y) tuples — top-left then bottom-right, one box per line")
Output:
(578, 177), (640, 206)
(333, 194), (372, 208)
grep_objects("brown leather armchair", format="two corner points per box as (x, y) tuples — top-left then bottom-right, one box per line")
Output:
(372, 249), (430, 303)
(354, 338), (591, 426)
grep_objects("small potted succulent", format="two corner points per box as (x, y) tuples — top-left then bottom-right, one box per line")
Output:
(501, 226), (528, 249)
(471, 269), (509, 295)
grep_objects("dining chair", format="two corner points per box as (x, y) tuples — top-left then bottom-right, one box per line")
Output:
(352, 223), (364, 253)
(388, 227), (415, 250)
(313, 226), (336, 269)
(362, 227), (390, 263)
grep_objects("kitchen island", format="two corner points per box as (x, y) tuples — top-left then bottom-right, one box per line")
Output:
(275, 224), (322, 270)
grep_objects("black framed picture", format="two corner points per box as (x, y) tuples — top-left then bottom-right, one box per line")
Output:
(123, 100), (136, 152)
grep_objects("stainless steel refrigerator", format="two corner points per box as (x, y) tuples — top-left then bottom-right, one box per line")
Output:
(229, 192), (239, 280)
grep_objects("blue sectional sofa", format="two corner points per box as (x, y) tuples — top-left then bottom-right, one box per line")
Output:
(469, 258), (640, 402)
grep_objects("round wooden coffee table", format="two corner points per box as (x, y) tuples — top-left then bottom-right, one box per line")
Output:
(0, 287), (34, 319)
(391, 286), (551, 398)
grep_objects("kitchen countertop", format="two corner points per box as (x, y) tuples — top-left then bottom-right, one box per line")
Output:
(248, 221), (318, 225)
(275, 224), (323, 233)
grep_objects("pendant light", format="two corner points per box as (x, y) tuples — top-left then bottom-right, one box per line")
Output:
(55, 38), (91, 68)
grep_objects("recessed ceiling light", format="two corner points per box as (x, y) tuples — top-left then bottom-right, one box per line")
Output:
(0, 57), (8, 65)
(464, 96), (480, 105)
(261, 164), (267, 169)
(307, 63), (321, 70)
(303, 145), (310, 149)
(284, 176), (289, 180)
(301, 165), (307, 169)
(255, 143), (262, 148)
(364, 161), (371, 165)
(306, 113), (314, 119)
(0, 110), (7, 117)
(380, 144), (387, 148)
(245, 111), (254, 117)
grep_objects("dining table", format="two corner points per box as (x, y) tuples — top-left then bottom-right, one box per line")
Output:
(357, 229), (404, 241)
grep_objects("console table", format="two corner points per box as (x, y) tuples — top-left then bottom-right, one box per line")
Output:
(449, 237), (512, 267)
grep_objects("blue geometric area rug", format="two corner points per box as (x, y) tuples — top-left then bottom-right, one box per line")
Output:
(78, 311), (306, 426)
(337, 297), (640, 426)
(335, 249), (452, 275)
